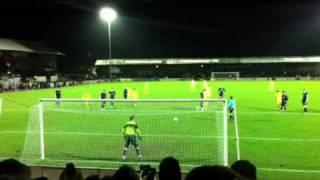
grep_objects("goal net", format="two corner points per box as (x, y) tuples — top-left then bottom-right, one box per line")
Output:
(211, 72), (240, 80)
(21, 99), (228, 169)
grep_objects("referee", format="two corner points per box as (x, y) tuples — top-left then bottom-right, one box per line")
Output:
(55, 87), (61, 107)
(122, 115), (142, 161)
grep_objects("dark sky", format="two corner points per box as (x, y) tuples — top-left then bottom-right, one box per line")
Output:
(1, 0), (320, 65)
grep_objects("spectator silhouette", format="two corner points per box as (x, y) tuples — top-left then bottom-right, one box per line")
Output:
(159, 157), (181, 180)
(33, 176), (48, 180)
(185, 165), (237, 180)
(112, 165), (138, 180)
(101, 176), (112, 180)
(0, 174), (15, 180)
(85, 175), (100, 180)
(0, 159), (30, 180)
(59, 163), (83, 180)
(231, 160), (256, 180)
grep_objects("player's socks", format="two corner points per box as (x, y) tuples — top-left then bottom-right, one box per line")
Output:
(122, 148), (128, 160)
(135, 147), (142, 161)
(122, 155), (127, 161)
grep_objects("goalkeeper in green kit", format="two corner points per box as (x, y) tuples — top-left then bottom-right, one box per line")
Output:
(122, 115), (142, 161)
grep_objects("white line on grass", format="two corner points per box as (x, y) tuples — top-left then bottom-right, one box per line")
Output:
(258, 167), (320, 173)
(2, 130), (320, 142)
(2, 109), (29, 112)
(238, 111), (320, 115)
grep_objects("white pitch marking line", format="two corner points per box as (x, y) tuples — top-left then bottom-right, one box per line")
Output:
(2, 130), (320, 142)
(258, 167), (320, 173)
(238, 111), (320, 115)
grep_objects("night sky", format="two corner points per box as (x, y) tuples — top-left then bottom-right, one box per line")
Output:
(1, 0), (320, 66)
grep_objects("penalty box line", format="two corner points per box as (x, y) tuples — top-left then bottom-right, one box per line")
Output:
(2, 130), (320, 142)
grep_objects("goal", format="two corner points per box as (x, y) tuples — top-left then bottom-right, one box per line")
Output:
(211, 72), (240, 80)
(22, 99), (229, 169)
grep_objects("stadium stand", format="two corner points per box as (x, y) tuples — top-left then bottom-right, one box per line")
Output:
(0, 38), (64, 91)
(95, 57), (320, 79)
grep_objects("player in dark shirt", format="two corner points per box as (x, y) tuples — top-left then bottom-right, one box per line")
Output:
(199, 89), (206, 111)
(218, 86), (226, 98)
(302, 89), (308, 112)
(101, 90), (107, 110)
(55, 88), (61, 107)
(109, 88), (116, 106)
(124, 88), (128, 99)
(280, 91), (289, 111)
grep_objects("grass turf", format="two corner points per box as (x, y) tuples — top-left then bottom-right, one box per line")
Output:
(0, 80), (320, 179)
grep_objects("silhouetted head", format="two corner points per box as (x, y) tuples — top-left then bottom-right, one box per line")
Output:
(0, 159), (30, 180)
(159, 157), (181, 180)
(231, 160), (256, 180)
(112, 165), (139, 180)
(85, 175), (100, 180)
(230, 96), (233, 99)
(33, 176), (49, 180)
(129, 115), (135, 121)
(185, 165), (237, 180)
(101, 175), (112, 180)
(65, 163), (76, 176)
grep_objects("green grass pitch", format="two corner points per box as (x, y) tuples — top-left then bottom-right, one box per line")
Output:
(0, 80), (320, 180)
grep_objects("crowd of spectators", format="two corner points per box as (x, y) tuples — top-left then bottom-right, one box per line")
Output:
(0, 157), (256, 180)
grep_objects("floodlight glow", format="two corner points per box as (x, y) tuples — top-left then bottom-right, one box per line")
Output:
(99, 7), (117, 23)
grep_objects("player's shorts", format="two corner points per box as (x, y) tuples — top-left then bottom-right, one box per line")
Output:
(281, 101), (287, 106)
(200, 101), (204, 107)
(101, 99), (106, 104)
(110, 97), (115, 104)
(124, 135), (138, 148)
(302, 100), (307, 105)
(229, 108), (234, 113)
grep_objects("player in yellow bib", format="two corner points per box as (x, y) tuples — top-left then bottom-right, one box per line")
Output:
(82, 92), (92, 110)
(199, 88), (208, 111)
(122, 115), (142, 161)
(205, 86), (212, 98)
(275, 90), (282, 109)
(269, 80), (275, 92)
(144, 83), (149, 95)
(190, 79), (196, 92)
(131, 88), (139, 107)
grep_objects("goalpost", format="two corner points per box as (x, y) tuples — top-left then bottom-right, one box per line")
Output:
(22, 98), (234, 168)
(211, 72), (240, 80)
(0, 97), (2, 115)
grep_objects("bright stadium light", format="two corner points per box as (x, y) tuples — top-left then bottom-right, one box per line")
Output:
(99, 7), (117, 23)
(99, 7), (117, 80)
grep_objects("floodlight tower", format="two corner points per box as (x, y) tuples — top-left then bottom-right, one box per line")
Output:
(99, 7), (117, 80)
